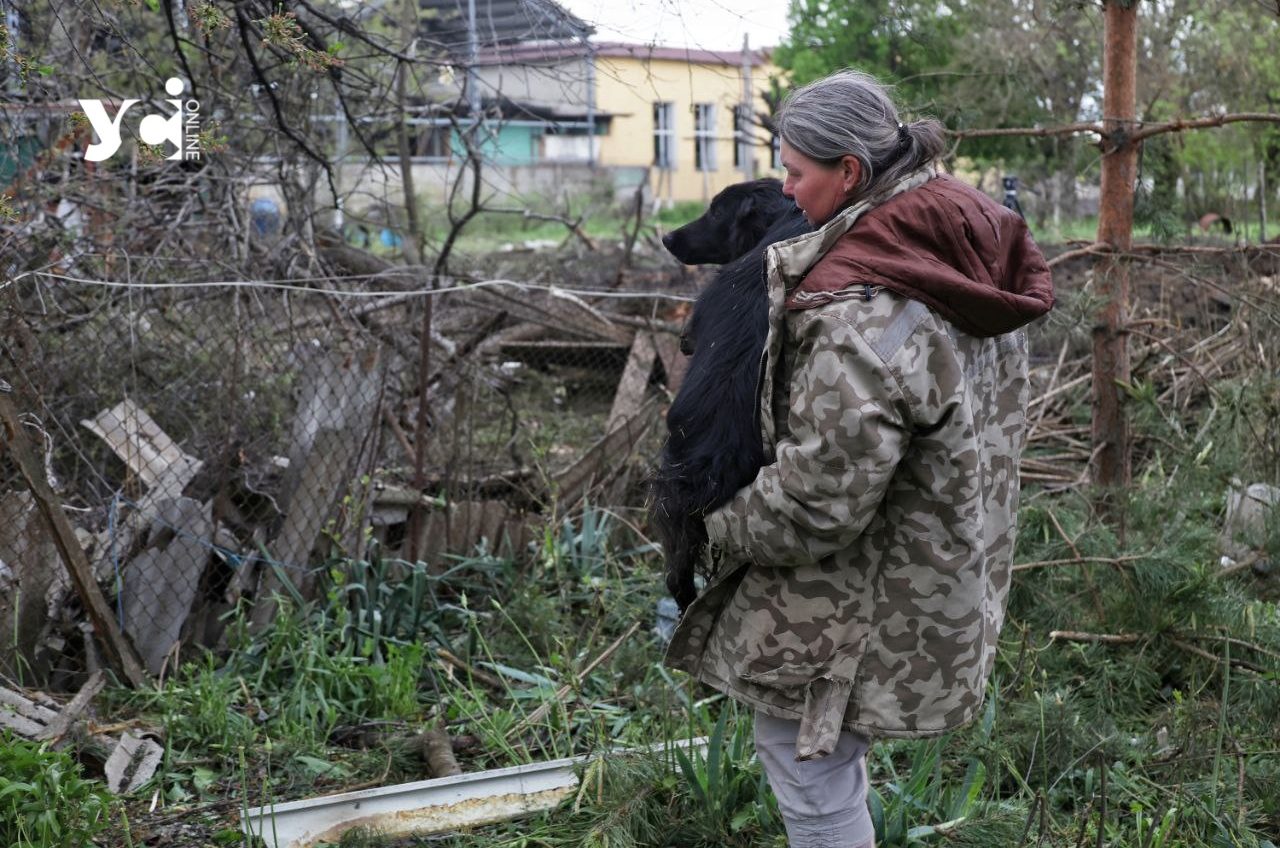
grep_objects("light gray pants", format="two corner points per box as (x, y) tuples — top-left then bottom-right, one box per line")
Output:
(754, 711), (875, 848)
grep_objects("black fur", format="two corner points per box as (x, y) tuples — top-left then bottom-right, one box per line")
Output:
(653, 179), (810, 611)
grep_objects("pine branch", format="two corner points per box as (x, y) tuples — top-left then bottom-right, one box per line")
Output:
(1049, 630), (1141, 645)
(1014, 554), (1149, 573)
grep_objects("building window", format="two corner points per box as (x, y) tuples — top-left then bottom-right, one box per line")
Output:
(733, 104), (753, 171)
(653, 102), (675, 169)
(694, 103), (716, 172)
(771, 132), (781, 170)
(414, 125), (450, 159)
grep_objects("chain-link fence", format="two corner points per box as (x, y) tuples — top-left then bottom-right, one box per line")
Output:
(5, 243), (1280, 690)
(0, 268), (697, 687)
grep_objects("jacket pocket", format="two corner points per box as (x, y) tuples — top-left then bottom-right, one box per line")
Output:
(739, 637), (868, 761)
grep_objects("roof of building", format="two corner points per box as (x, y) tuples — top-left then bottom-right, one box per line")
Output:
(594, 42), (772, 66)
(442, 0), (590, 50)
(473, 40), (772, 67)
(355, 0), (592, 56)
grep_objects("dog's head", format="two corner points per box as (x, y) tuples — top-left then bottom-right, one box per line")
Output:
(662, 179), (796, 265)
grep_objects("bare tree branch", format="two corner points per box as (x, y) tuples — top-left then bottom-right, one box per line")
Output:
(1130, 111), (1280, 142)
(950, 112), (1280, 146)
(949, 122), (1104, 140)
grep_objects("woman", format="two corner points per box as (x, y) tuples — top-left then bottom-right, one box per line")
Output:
(664, 70), (1054, 847)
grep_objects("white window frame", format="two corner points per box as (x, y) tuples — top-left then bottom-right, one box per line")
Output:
(653, 101), (675, 170)
(733, 103), (752, 171)
(694, 102), (717, 172)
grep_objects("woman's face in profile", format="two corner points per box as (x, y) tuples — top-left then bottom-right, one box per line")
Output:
(779, 141), (861, 226)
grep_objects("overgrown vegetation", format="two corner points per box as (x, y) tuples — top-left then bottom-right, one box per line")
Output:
(67, 375), (1276, 848)
(0, 259), (1264, 847)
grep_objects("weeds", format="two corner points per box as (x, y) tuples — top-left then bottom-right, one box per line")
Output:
(0, 731), (111, 848)
(869, 737), (988, 845)
(670, 702), (780, 843)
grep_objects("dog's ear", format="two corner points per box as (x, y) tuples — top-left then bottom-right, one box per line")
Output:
(733, 190), (758, 225)
(730, 190), (767, 255)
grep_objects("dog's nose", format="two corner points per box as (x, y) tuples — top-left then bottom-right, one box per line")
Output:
(661, 232), (675, 250)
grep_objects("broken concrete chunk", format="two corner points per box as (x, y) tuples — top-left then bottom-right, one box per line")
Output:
(0, 685), (58, 737)
(104, 731), (164, 794)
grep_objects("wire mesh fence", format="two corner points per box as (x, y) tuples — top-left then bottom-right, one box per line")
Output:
(0, 271), (695, 687)
(4, 242), (1280, 690)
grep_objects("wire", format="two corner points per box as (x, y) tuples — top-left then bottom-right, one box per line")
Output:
(20, 271), (695, 302)
(108, 491), (328, 578)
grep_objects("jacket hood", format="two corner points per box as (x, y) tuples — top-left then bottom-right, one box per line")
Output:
(786, 174), (1054, 337)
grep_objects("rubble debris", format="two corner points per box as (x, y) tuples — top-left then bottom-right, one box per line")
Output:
(0, 672), (161, 794)
(0, 683), (59, 737)
(1222, 481), (1280, 567)
(122, 497), (214, 674)
(252, 348), (381, 627)
(79, 399), (208, 590)
(38, 670), (106, 744)
(409, 499), (532, 563)
(552, 397), (659, 509)
(0, 392), (148, 686)
(466, 285), (634, 346)
(103, 731), (164, 794)
(0, 492), (62, 678)
(80, 399), (203, 494)
(606, 332), (658, 431)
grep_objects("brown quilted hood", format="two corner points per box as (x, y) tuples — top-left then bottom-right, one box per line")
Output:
(786, 175), (1054, 337)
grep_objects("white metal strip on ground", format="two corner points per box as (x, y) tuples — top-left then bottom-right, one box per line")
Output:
(242, 737), (708, 848)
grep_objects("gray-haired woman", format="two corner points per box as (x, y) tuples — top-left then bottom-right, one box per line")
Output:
(664, 70), (1055, 847)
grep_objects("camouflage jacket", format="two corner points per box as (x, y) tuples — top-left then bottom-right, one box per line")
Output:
(664, 169), (1054, 759)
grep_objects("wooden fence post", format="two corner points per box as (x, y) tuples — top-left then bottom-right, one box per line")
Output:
(0, 389), (148, 687)
(1091, 0), (1140, 489)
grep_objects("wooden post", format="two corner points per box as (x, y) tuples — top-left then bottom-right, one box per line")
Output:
(0, 390), (148, 687)
(1091, 0), (1139, 489)
(1260, 158), (1268, 244)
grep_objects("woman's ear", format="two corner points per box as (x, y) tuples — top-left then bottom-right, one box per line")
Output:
(840, 155), (862, 193)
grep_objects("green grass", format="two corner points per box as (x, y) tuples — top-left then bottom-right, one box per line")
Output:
(343, 194), (713, 260)
(81, 420), (1280, 847)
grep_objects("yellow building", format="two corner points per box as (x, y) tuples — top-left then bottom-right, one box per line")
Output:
(395, 36), (786, 208)
(593, 43), (784, 204)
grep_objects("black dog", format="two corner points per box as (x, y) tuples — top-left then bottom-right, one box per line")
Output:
(652, 179), (810, 611)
